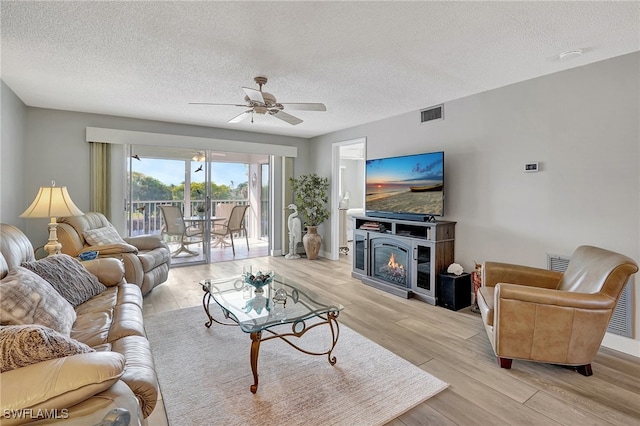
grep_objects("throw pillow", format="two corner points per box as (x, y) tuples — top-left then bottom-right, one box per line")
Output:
(21, 254), (107, 307)
(83, 226), (127, 246)
(0, 324), (94, 373)
(0, 267), (76, 335)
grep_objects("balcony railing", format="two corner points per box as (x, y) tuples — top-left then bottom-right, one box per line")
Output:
(129, 199), (248, 236)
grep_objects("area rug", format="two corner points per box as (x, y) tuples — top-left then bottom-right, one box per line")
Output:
(144, 306), (448, 426)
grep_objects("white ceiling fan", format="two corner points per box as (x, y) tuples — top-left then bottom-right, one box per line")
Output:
(190, 76), (326, 125)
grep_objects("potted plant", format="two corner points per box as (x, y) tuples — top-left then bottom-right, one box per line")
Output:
(289, 173), (330, 259)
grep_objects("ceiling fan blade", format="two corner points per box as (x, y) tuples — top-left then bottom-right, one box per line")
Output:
(280, 103), (327, 111)
(228, 111), (251, 123)
(272, 110), (303, 125)
(189, 102), (247, 107)
(242, 87), (264, 103)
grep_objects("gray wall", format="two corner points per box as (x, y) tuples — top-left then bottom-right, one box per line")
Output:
(4, 104), (310, 246)
(1, 82), (27, 225)
(2, 53), (638, 355)
(310, 52), (640, 355)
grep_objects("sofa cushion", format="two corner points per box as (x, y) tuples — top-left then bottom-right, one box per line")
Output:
(72, 284), (145, 347)
(0, 324), (94, 373)
(0, 267), (76, 335)
(83, 226), (127, 246)
(21, 254), (107, 307)
(0, 351), (125, 417)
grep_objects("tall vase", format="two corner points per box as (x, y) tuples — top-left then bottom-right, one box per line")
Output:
(303, 226), (322, 260)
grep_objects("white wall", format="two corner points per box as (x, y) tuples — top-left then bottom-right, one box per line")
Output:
(0, 82), (27, 225)
(340, 158), (364, 210)
(311, 52), (640, 356)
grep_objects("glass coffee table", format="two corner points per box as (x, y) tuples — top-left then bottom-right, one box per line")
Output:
(200, 273), (343, 393)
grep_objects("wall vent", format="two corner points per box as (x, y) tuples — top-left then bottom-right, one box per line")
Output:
(420, 104), (443, 123)
(547, 253), (633, 338)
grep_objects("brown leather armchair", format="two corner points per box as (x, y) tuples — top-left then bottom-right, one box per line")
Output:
(57, 212), (171, 295)
(477, 245), (638, 376)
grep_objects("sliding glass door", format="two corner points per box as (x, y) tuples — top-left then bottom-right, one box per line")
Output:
(126, 146), (209, 266)
(260, 163), (270, 239)
(125, 145), (268, 266)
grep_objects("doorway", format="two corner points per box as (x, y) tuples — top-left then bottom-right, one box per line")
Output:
(331, 138), (366, 260)
(126, 145), (269, 265)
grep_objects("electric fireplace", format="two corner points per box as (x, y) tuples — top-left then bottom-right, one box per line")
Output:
(351, 215), (456, 305)
(371, 237), (411, 289)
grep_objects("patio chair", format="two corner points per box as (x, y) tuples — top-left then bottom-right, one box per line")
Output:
(159, 205), (204, 257)
(211, 205), (249, 255)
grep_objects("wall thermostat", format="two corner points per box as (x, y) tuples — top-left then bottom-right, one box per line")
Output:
(524, 162), (539, 173)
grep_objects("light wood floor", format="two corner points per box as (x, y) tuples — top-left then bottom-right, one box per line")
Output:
(143, 253), (640, 426)
(166, 236), (270, 266)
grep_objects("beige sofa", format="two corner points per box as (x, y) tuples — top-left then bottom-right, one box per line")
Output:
(0, 223), (159, 425)
(57, 212), (171, 295)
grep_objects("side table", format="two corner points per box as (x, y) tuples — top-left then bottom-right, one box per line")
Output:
(437, 273), (471, 311)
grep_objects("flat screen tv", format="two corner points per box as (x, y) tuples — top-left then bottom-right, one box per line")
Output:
(365, 151), (444, 221)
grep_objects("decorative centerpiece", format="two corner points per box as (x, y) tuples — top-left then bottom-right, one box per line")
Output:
(243, 271), (274, 294)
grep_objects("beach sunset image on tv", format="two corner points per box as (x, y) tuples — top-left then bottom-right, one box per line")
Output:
(366, 151), (444, 217)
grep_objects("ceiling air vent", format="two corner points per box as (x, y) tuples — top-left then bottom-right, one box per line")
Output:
(420, 104), (443, 123)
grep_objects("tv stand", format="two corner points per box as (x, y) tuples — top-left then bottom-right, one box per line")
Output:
(351, 215), (456, 305)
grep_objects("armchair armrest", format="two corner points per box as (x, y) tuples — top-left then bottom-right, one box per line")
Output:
(496, 283), (615, 310)
(81, 258), (125, 287)
(493, 283), (616, 364)
(123, 235), (167, 251)
(0, 352), (125, 421)
(81, 243), (138, 256)
(484, 261), (561, 289)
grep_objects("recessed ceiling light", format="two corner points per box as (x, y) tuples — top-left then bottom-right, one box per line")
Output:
(559, 49), (583, 60)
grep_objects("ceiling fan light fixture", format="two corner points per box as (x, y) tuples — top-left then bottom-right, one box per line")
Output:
(190, 75), (326, 125)
(262, 92), (276, 105)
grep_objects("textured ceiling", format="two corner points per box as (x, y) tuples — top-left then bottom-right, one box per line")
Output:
(1, 1), (639, 139)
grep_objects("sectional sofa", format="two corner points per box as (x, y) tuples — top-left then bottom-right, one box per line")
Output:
(0, 224), (158, 425)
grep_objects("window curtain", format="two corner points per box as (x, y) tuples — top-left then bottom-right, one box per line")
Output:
(89, 142), (111, 219)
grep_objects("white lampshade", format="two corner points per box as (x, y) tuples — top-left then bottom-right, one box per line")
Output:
(20, 182), (83, 256)
(20, 184), (84, 218)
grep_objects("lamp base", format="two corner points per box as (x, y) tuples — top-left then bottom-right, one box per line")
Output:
(44, 219), (62, 256)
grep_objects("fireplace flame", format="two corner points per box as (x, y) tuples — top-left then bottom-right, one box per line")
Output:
(386, 253), (406, 277)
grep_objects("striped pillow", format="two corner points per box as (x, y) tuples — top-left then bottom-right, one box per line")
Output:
(21, 254), (107, 307)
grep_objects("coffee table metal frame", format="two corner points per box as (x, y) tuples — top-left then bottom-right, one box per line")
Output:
(200, 275), (342, 393)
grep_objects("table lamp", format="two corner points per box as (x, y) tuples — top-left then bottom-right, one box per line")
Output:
(20, 181), (84, 256)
